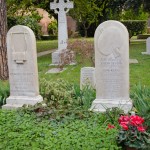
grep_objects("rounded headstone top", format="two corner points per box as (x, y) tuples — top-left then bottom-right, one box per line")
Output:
(7, 25), (35, 38)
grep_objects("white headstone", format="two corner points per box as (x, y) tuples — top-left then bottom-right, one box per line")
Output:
(90, 20), (132, 113)
(80, 67), (95, 89)
(50, 0), (74, 65)
(2, 25), (43, 109)
(142, 37), (150, 55)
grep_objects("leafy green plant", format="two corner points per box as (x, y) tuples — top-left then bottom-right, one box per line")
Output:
(73, 84), (95, 109)
(48, 19), (58, 35)
(0, 80), (9, 107)
(40, 78), (96, 110)
(131, 84), (150, 132)
(0, 109), (121, 150)
(104, 107), (124, 125)
(40, 78), (75, 109)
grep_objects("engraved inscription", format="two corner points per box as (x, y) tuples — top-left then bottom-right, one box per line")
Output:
(10, 73), (36, 96)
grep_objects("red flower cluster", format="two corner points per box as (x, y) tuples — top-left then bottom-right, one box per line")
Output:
(118, 115), (145, 132)
(107, 124), (115, 130)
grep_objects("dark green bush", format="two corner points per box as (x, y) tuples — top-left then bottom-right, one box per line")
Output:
(7, 13), (42, 39)
(137, 34), (150, 39)
(0, 80), (9, 107)
(41, 35), (57, 40)
(121, 20), (147, 38)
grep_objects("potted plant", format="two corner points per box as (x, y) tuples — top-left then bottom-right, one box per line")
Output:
(117, 115), (150, 150)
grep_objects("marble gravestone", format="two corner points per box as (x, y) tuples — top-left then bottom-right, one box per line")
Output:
(50, 0), (74, 65)
(142, 37), (150, 55)
(80, 67), (95, 89)
(90, 21), (132, 113)
(2, 25), (43, 109)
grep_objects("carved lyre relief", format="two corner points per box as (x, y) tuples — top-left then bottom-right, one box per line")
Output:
(11, 32), (28, 64)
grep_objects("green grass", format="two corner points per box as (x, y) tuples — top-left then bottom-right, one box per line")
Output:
(36, 37), (94, 53)
(129, 41), (150, 87)
(36, 40), (58, 52)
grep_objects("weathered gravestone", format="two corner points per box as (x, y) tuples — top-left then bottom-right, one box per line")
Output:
(90, 21), (132, 113)
(50, 0), (74, 65)
(80, 67), (95, 89)
(142, 37), (150, 55)
(2, 25), (43, 109)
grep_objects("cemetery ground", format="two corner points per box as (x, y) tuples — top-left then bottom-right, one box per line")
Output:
(0, 38), (150, 149)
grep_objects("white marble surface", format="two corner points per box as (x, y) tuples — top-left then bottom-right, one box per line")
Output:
(91, 20), (132, 113)
(80, 67), (95, 89)
(142, 37), (150, 55)
(3, 25), (43, 109)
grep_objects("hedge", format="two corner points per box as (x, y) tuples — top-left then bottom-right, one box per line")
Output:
(121, 20), (147, 38)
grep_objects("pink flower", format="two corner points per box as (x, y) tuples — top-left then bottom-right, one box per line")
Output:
(120, 123), (129, 130)
(137, 126), (145, 132)
(118, 115), (130, 124)
(130, 115), (144, 126)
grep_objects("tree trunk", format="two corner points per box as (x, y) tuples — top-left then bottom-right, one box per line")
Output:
(84, 29), (88, 38)
(0, 0), (8, 80)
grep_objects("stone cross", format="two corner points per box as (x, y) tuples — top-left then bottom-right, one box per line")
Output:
(50, 0), (73, 50)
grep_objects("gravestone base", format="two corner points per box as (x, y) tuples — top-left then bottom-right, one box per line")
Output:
(141, 52), (150, 55)
(90, 99), (132, 114)
(2, 95), (43, 109)
(50, 50), (76, 66)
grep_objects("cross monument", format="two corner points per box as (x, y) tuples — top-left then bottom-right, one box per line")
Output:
(50, 0), (73, 51)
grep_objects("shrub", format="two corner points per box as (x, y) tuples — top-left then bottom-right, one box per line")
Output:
(137, 34), (150, 39)
(17, 16), (41, 39)
(0, 80), (9, 107)
(39, 78), (96, 110)
(48, 19), (58, 35)
(40, 79), (75, 109)
(68, 39), (94, 66)
(40, 35), (57, 40)
(7, 12), (42, 39)
(121, 20), (147, 38)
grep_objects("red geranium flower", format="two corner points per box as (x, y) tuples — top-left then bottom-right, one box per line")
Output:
(120, 123), (129, 130)
(130, 115), (144, 126)
(137, 126), (145, 132)
(118, 115), (130, 124)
